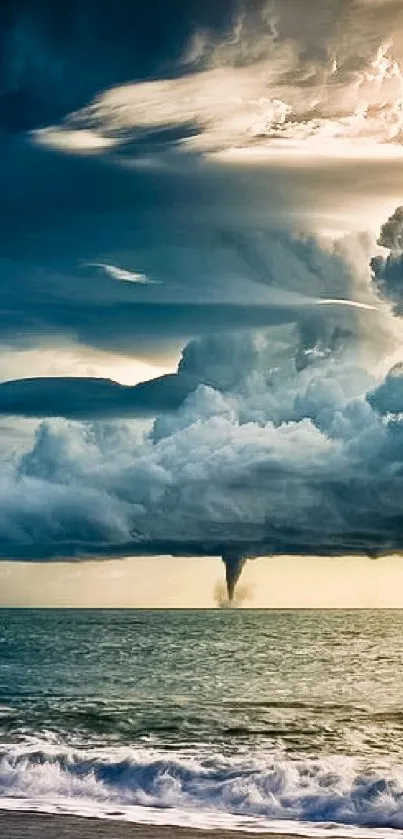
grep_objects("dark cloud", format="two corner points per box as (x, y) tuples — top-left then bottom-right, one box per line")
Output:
(1, 0), (403, 591)
(368, 364), (403, 416)
(0, 136), (361, 359)
(0, 0), (234, 132)
(0, 300), (395, 565)
(371, 207), (403, 316)
(0, 373), (195, 420)
(377, 206), (403, 252)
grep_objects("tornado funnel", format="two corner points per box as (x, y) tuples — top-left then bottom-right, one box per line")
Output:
(222, 552), (247, 601)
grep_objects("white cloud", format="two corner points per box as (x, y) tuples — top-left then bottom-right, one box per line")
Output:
(317, 299), (377, 311)
(34, 127), (119, 153)
(88, 263), (160, 285)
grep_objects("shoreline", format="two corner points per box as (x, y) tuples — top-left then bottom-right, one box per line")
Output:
(0, 811), (312, 839)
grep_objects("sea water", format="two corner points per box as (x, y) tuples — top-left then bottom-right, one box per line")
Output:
(2, 609), (403, 836)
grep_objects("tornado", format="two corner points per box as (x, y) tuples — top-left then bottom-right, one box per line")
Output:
(222, 552), (247, 601)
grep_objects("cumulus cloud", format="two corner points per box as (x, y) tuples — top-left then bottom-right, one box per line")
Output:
(368, 362), (403, 415)
(0, 335), (389, 565)
(378, 205), (403, 251)
(371, 206), (403, 314)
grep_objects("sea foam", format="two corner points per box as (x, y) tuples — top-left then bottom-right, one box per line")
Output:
(1, 743), (403, 837)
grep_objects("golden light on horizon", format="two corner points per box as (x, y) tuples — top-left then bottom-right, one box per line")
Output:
(2, 555), (403, 609)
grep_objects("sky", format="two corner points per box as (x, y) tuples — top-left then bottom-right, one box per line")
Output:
(4, 556), (403, 608)
(2, 0), (403, 606)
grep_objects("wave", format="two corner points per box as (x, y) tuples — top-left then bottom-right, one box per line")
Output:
(2, 743), (403, 836)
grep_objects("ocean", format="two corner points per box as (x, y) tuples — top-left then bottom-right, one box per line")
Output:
(1, 609), (403, 837)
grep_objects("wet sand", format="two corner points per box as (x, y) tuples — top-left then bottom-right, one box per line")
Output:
(0, 812), (306, 839)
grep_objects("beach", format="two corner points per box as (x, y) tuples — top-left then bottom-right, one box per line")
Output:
(0, 813), (302, 839)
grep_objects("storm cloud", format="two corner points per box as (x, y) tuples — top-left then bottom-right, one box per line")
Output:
(1, 0), (403, 591)
(371, 206), (403, 316)
(0, 242), (401, 566)
(0, 343), (397, 563)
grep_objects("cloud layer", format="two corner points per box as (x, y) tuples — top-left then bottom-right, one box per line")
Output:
(0, 373), (195, 420)
(0, 219), (366, 360)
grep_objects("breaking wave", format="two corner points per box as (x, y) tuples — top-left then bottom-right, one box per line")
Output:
(2, 743), (403, 836)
